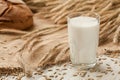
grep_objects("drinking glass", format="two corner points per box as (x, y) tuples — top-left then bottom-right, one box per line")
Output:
(67, 12), (100, 69)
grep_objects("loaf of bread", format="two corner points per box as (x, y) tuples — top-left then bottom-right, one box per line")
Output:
(0, 0), (33, 30)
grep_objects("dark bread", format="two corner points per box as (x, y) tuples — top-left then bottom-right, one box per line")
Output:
(0, 0), (33, 30)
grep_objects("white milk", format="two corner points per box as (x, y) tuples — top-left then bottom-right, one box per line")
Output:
(68, 16), (99, 65)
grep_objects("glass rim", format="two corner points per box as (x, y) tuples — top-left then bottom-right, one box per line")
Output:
(67, 11), (100, 23)
(67, 11), (100, 24)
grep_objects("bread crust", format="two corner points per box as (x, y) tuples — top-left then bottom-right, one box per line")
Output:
(0, 0), (33, 30)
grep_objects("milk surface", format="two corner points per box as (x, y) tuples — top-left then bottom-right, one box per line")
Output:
(68, 16), (99, 64)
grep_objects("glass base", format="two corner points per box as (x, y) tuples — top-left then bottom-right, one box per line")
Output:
(72, 62), (96, 70)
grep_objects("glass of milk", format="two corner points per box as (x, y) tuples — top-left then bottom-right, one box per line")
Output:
(67, 12), (100, 69)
